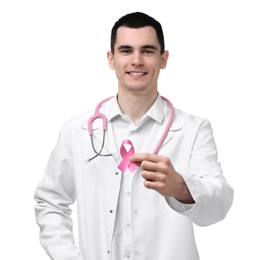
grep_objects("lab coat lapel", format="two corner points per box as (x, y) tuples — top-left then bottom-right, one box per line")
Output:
(139, 111), (186, 154)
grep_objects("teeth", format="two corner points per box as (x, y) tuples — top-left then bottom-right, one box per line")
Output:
(129, 72), (144, 76)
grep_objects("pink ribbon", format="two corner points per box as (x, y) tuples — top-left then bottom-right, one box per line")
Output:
(117, 140), (138, 172)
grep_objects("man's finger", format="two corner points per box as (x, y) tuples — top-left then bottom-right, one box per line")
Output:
(130, 153), (159, 163)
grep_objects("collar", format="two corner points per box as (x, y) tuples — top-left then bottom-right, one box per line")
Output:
(105, 94), (164, 125)
(81, 94), (186, 131)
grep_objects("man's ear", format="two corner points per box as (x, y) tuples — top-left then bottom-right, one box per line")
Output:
(161, 50), (169, 69)
(107, 51), (115, 69)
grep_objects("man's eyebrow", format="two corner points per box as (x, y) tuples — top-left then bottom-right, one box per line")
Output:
(117, 45), (158, 51)
(117, 45), (132, 50)
(141, 45), (158, 50)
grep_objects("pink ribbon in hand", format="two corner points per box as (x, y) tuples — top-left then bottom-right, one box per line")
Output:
(117, 139), (138, 173)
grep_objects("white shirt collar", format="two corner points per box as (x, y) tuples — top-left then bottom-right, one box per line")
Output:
(105, 94), (164, 125)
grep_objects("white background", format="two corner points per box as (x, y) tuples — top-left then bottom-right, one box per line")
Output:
(0, 0), (267, 259)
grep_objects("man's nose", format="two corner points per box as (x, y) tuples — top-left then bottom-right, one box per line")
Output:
(131, 52), (144, 66)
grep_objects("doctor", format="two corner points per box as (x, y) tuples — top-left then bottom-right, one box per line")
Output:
(34, 12), (234, 260)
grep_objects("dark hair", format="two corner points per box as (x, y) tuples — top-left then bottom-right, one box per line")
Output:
(110, 12), (165, 54)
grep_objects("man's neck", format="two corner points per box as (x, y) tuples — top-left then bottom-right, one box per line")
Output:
(117, 91), (158, 125)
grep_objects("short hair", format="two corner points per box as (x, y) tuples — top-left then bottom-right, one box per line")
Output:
(110, 12), (165, 54)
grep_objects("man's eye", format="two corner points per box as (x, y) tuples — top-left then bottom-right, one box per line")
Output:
(120, 49), (131, 54)
(143, 50), (155, 54)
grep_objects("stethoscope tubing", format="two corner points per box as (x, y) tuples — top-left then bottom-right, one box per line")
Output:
(87, 96), (114, 135)
(152, 96), (174, 154)
(87, 95), (174, 159)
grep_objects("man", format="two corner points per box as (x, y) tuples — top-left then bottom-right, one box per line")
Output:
(34, 12), (234, 260)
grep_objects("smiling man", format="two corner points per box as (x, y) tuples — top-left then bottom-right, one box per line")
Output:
(34, 12), (234, 260)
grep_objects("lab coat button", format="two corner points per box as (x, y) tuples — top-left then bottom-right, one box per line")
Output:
(123, 252), (131, 258)
(133, 210), (138, 215)
(134, 251), (140, 255)
(109, 210), (113, 213)
(115, 171), (119, 175)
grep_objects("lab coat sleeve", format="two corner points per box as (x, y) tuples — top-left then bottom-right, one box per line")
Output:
(167, 119), (234, 226)
(34, 122), (83, 260)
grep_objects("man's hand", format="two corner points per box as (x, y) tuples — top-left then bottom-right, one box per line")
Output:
(130, 153), (195, 204)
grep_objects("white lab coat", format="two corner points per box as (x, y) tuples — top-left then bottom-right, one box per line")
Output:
(34, 96), (234, 260)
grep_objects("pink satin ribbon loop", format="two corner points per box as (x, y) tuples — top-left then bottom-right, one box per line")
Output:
(117, 140), (138, 172)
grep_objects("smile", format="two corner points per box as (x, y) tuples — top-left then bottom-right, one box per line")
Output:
(127, 71), (148, 78)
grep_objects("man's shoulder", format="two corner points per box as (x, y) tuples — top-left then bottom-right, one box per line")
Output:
(60, 110), (93, 132)
(174, 108), (208, 127)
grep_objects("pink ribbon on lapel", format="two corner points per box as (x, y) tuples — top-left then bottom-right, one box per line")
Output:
(117, 139), (138, 172)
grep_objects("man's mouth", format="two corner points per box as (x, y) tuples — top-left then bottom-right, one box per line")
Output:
(127, 71), (147, 78)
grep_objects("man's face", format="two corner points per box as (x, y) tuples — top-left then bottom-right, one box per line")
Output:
(107, 26), (168, 94)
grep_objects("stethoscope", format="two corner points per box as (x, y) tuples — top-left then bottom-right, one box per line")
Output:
(87, 96), (174, 162)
